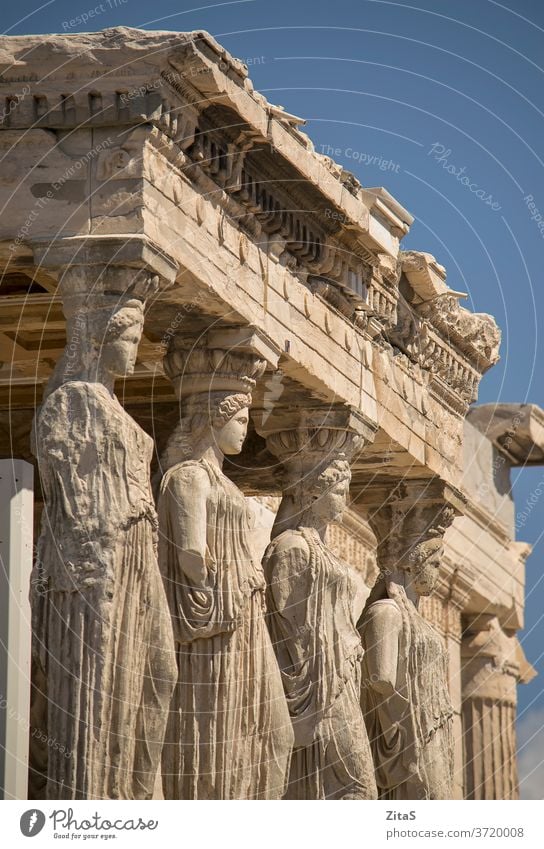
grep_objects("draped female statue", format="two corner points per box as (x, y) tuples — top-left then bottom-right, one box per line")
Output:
(359, 497), (456, 800)
(263, 429), (377, 800)
(157, 340), (293, 799)
(31, 270), (177, 799)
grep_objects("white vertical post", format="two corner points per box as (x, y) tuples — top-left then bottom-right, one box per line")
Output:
(0, 459), (33, 800)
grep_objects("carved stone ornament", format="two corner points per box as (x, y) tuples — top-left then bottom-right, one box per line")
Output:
(415, 293), (501, 373)
(263, 427), (377, 799)
(157, 338), (293, 799)
(30, 267), (177, 799)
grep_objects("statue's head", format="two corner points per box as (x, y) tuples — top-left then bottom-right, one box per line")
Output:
(268, 427), (360, 537)
(89, 301), (144, 379)
(405, 502), (456, 596)
(44, 268), (159, 398)
(301, 460), (352, 525)
(408, 537), (444, 596)
(45, 297), (146, 397)
(212, 399), (250, 455)
(176, 390), (251, 460)
(372, 491), (456, 599)
(161, 339), (266, 469)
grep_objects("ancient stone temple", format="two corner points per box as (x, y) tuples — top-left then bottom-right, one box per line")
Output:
(0, 27), (541, 800)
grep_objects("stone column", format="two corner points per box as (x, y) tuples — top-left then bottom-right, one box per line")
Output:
(0, 459), (33, 800)
(461, 614), (520, 799)
(359, 478), (464, 799)
(28, 237), (179, 800)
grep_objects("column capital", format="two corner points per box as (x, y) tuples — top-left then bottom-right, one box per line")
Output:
(461, 615), (522, 704)
(254, 401), (377, 442)
(163, 328), (271, 404)
(34, 239), (180, 398)
(364, 477), (465, 575)
(262, 404), (376, 481)
(31, 235), (179, 288)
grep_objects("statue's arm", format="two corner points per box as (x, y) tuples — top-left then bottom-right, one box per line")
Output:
(265, 534), (312, 649)
(361, 602), (403, 697)
(361, 601), (413, 762)
(265, 535), (318, 746)
(159, 465), (212, 587)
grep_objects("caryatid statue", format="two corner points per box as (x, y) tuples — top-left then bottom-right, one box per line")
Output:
(359, 481), (460, 800)
(263, 425), (378, 800)
(31, 265), (177, 799)
(157, 335), (293, 799)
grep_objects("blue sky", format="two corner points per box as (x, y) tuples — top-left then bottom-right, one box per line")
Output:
(2, 0), (543, 793)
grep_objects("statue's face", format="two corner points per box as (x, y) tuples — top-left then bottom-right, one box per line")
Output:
(216, 407), (249, 455)
(410, 538), (443, 596)
(312, 477), (350, 524)
(99, 310), (143, 378)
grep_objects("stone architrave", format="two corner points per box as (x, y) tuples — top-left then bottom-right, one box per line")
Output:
(30, 264), (177, 800)
(462, 615), (526, 800)
(262, 416), (378, 800)
(359, 480), (463, 800)
(157, 332), (293, 800)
